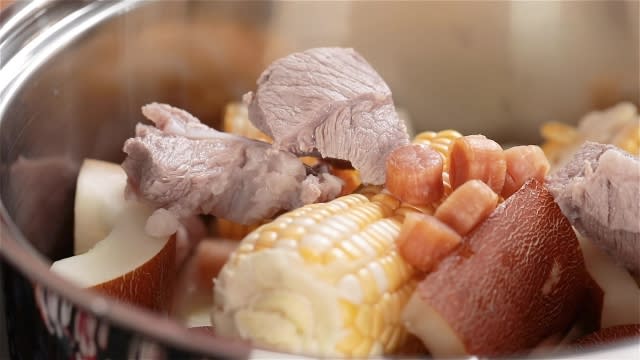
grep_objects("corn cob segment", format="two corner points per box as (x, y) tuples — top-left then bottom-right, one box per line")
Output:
(413, 129), (463, 170)
(223, 102), (272, 143)
(212, 193), (420, 357)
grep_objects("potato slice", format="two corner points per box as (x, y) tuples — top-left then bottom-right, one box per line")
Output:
(403, 179), (590, 356)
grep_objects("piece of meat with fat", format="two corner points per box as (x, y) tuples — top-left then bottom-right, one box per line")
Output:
(244, 47), (409, 185)
(546, 142), (640, 275)
(122, 103), (342, 233)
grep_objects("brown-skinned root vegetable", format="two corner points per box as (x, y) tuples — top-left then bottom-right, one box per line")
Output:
(188, 326), (216, 336)
(51, 203), (176, 312)
(572, 324), (640, 349)
(74, 159), (202, 268)
(53, 159), (176, 312)
(74, 159), (128, 255)
(402, 179), (591, 357)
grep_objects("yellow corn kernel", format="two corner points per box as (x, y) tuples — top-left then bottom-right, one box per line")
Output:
(413, 129), (462, 170)
(614, 123), (640, 155)
(540, 122), (579, 144)
(222, 102), (272, 142)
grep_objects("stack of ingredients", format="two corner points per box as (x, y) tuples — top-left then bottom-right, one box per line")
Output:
(51, 47), (640, 358)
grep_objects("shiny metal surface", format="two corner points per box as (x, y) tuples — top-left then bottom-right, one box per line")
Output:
(0, 0), (638, 358)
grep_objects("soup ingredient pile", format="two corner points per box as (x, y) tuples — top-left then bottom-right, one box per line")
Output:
(49, 47), (640, 359)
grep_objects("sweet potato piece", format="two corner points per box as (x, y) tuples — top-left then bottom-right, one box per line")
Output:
(403, 179), (591, 356)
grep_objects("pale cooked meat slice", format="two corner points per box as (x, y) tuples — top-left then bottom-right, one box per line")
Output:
(546, 141), (640, 275)
(244, 47), (409, 185)
(122, 103), (342, 231)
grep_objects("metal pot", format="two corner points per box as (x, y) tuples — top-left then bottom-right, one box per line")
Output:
(0, 1), (637, 358)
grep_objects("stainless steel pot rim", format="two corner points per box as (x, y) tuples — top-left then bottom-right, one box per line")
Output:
(0, 1), (248, 358)
(0, 0), (139, 114)
(0, 1), (638, 359)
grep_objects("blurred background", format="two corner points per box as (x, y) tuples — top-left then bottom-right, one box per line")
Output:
(268, 1), (639, 143)
(2, 1), (637, 163)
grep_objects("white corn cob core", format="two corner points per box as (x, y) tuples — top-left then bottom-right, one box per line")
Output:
(212, 194), (418, 357)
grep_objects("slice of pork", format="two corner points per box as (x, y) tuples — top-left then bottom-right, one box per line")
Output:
(546, 142), (640, 275)
(243, 47), (409, 185)
(122, 103), (342, 233)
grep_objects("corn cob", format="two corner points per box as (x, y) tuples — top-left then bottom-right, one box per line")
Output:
(212, 130), (460, 357)
(213, 193), (420, 357)
(612, 121), (639, 156)
(223, 102), (272, 143)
